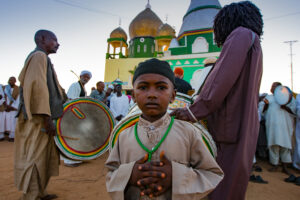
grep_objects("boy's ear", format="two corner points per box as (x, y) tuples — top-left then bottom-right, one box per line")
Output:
(169, 88), (176, 103)
(132, 90), (136, 103)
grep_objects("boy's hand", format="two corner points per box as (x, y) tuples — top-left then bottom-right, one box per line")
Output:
(128, 154), (148, 187)
(139, 151), (172, 197)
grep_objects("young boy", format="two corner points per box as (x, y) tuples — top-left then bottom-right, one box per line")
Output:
(106, 58), (223, 200)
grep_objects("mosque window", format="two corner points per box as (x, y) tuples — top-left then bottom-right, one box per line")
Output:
(144, 45), (147, 52)
(152, 45), (154, 53)
(192, 37), (209, 53)
(137, 45), (140, 53)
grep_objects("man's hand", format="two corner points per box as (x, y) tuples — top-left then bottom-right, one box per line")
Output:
(139, 151), (172, 197)
(115, 115), (123, 121)
(170, 108), (190, 121)
(5, 105), (17, 112)
(44, 116), (56, 136)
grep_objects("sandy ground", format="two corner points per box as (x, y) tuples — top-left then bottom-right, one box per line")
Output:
(1, 140), (300, 200)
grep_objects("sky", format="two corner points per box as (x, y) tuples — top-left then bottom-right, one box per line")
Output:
(0, 0), (300, 94)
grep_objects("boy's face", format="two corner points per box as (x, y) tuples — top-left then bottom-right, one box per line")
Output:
(133, 73), (175, 122)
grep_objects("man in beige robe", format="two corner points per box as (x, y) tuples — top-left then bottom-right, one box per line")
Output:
(106, 113), (223, 200)
(14, 30), (65, 200)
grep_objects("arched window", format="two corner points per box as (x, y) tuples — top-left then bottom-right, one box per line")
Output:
(144, 44), (147, 52)
(137, 45), (140, 53)
(192, 37), (209, 53)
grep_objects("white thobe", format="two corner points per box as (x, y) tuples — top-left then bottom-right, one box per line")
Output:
(263, 94), (296, 149)
(293, 94), (300, 169)
(5, 87), (19, 138)
(67, 82), (85, 99)
(110, 94), (129, 119)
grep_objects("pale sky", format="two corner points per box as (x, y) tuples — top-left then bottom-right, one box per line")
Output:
(0, 0), (299, 94)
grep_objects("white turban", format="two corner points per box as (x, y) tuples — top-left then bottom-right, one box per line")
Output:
(80, 70), (92, 78)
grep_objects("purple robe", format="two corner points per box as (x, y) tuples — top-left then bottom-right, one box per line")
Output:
(188, 27), (262, 200)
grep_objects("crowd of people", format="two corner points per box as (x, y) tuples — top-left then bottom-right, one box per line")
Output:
(1, 1), (300, 200)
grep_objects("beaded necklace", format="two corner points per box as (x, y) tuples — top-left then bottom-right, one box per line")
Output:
(134, 116), (174, 162)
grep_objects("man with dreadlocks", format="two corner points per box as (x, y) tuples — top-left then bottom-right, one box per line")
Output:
(171, 1), (263, 200)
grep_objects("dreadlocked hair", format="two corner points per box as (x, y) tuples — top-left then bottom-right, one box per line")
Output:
(213, 1), (263, 47)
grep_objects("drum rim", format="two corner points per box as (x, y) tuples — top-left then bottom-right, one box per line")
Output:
(55, 97), (116, 160)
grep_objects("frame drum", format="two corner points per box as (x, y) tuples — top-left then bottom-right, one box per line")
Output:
(55, 98), (115, 160)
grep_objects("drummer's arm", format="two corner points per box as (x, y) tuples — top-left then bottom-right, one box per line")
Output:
(42, 114), (56, 136)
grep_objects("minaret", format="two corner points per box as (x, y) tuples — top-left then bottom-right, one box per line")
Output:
(169, 0), (222, 55)
(178, 0), (221, 37)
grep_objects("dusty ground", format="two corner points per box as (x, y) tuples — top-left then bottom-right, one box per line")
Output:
(1, 140), (300, 200)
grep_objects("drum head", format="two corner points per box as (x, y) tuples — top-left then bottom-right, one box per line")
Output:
(55, 98), (115, 160)
(274, 86), (292, 105)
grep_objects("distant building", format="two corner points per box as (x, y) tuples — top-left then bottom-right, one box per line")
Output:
(104, 0), (222, 91)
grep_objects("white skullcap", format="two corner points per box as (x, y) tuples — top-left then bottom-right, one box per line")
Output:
(80, 70), (92, 78)
(203, 57), (217, 66)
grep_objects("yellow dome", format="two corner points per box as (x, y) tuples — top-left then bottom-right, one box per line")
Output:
(157, 23), (176, 37)
(129, 8), (163, 39)
(110, 27), (127, 41)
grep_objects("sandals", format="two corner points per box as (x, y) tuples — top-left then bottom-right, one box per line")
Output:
(41, 194), (58, 200)
(249, 175), (268, 184)
(284, 174), (300, 186)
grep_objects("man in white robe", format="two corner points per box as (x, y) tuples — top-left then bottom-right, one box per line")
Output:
(0, 84), (5, 141)
(262, 82), (296, 174)
(67, 70), (92, 99)
(109, 84), (129, 122)
(293, 94), (300, 170)
(4, 77), (19, 141)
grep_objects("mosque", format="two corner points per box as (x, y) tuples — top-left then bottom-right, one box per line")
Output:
(104, 0), (222, 90)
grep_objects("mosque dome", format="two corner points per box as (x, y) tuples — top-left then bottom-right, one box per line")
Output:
(129, 7), (163, 39)
(110, 27), (128, 41)
(157, 23), (176, 37)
